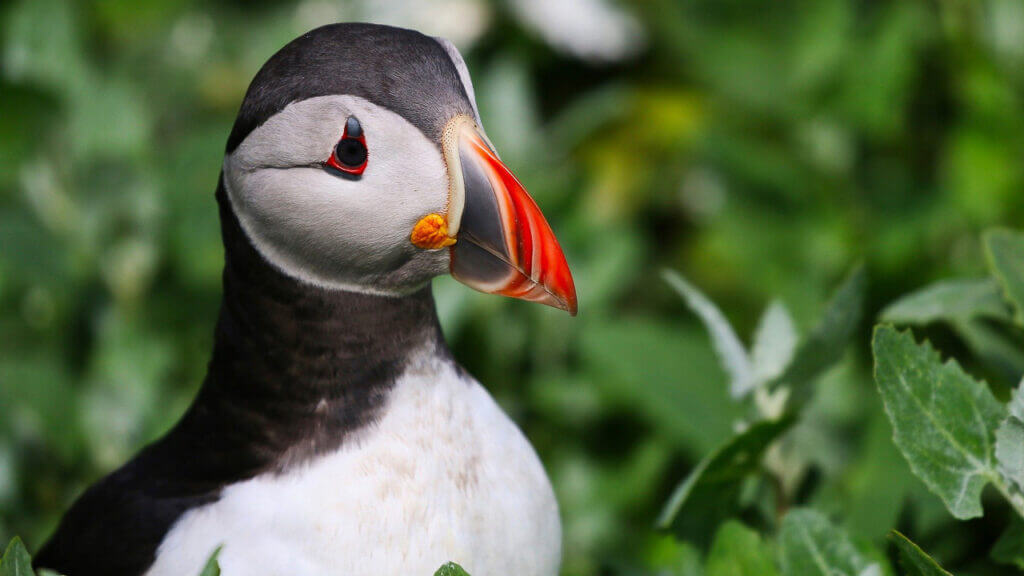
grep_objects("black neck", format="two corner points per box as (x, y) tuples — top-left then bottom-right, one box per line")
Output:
(147, 181), (448, 484)
(31, 179), (452, 576)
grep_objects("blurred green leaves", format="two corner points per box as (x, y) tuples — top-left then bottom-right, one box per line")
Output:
(766, 266), (865, 410)
(889, 531), (953, 576)
(658, 416), (794, 546)
(705, 521), (778, 576)
(777, 509), (881, 576)
(2, 0), (1024, 574)
(663, 269), (756, 398)
(881, 279), (1012, 326)
(580, 318), (741, 455)
(656, 267), (865, 556)
(986, 229), (1024, 326)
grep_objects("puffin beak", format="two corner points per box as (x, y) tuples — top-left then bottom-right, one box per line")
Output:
(439, 116), (577, 315)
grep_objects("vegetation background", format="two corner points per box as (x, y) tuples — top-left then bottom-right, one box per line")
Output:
(2, 0), (1024, 574)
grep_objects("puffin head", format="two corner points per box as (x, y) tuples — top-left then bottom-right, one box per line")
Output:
(221, 23), (577, 315)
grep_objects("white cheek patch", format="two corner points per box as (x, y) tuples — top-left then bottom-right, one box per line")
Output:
(224, 95), (451, 294)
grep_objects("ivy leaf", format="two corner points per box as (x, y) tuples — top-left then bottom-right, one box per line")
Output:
(706, 520), (779, 576)
(985, 229), (1024, 326)
(198, 546), (222, 576)
(888, 531), (953, 576)
(434, 562), (471, 576)
(778, 509), (880, 576)
(872, 326), (1005, 519)
(751, 300), (798, 384)
(663, 269), (754, 398)
(1, 538), (35, 576)
(880, 278), (1012, 325)
(657, 415), (795, 547)
(768, 266), (866, 409)
(995, 381), (1024, 493)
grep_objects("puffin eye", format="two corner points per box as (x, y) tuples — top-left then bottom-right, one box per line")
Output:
(325, 116), (368, 177)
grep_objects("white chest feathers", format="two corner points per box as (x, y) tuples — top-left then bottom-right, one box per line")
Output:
(144, 352), (561, 576)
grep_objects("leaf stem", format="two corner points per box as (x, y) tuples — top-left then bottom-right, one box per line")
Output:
(990, 473), (1024, 520)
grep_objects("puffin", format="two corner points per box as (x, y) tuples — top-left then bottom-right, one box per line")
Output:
(35, 23), (576, 576)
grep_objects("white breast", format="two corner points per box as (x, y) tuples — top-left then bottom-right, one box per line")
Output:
(144, 350), (561, 576)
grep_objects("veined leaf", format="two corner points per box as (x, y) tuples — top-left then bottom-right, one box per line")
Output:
(1, 538), (34, 576)
(706, 520), (779, 576)
(768, 266), (866, 409)
(888, 531), (953, 576)
(985, 229), (1024, 326)
(657, 415), (795, 547)
(880, 278), (1012, 325)
(872, 326), (1005, 519)
(434, 562), (471, 576)
(751, 300), (798, 384)
(663, 269), (754, 398)
(995, 382), (1024, 493)
(778, 509), (880, 576)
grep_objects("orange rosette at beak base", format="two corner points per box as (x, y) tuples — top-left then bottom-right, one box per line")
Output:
(411, 213), (457, 249)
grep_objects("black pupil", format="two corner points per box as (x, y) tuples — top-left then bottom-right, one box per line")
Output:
(335, 138), (367, 167)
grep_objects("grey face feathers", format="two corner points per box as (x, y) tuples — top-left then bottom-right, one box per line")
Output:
(226, 23), (475, 152)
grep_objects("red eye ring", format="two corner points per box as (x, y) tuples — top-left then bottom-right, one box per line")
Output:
(326, 116), (368, 176)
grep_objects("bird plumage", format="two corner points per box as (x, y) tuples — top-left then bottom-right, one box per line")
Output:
(36, 22), (569, 576)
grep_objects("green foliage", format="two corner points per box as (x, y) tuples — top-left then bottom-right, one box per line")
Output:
(3, 0), (1024, 574)
(1, 538), (33, 576)
(872, 325), (1005, 520)
(986, 230), (1024, 326)
(995, 383), (1024, 494)
(872, 227), (1024, 574)
(991, 516), (1024, 570)
(705, 521), (778, 576)
(663, 270), (757, 398)
(883, 229), (1024, 380)
(654, 265), (864, 555)
(777, 509), (880, 576)
(880, 279), (1012, 326)
(434, 562), (472, 576)
(197, 547), (221, 576)
(663, 266), (864, 410)
(766, 266), (866, 409)
(889, 531), (953, 576)
(658, 416), (795, 545)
